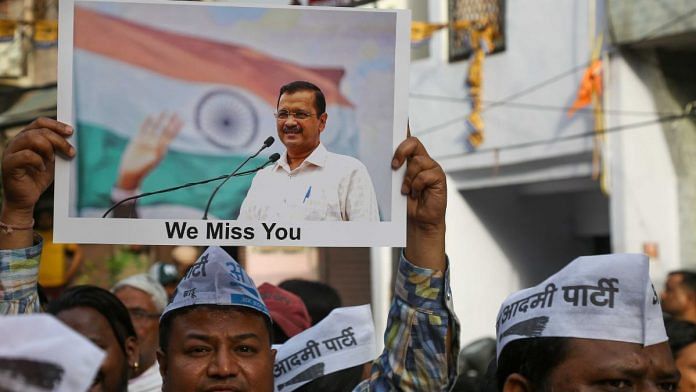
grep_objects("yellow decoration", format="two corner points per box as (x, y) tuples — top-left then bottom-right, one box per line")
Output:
(0, 20), (18, 39)
(411, 21), (447, 43)
(34, 20), (58, 43)
(465, 21), (495, 147)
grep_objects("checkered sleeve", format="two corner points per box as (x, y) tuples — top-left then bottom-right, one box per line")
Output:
(355, 252), (460, 391)
(0, 234), (44, 314)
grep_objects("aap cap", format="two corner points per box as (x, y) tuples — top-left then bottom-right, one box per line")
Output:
(0, 314), (105, 392)
(495, 253), (666, 359)
(162, 246), (270, 321)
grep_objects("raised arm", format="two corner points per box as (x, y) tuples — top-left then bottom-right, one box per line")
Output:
(1, 118), (75, 250)
(391, 135), (446, 270)
(361, 134), (458, 392)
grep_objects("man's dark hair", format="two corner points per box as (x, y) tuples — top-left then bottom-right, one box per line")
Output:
(668, 270), (696, 293)
(279, 279), (341, 325)
(47, 285), (136, 355)
(495, 337), (570, 392)
(159, 305), (273, 353)
(277, 81), (326, 115)
(664, 317), (696, 358)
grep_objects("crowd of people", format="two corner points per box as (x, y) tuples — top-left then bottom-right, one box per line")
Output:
(2, 83), (696, 392)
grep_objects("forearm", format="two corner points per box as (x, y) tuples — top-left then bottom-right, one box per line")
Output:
(404, 221), (446, 271)
(366, 253), (459, 391)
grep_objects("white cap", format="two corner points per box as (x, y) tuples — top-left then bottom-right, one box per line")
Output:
(113, 273), (168, 313)
(162, 246), (270, 321)
(496, 253), (667, 359)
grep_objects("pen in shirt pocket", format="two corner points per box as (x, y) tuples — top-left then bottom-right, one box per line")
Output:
(303, 186), (312, 203)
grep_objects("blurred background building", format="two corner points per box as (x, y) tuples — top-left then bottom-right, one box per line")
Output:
(1, 0), (694, 350)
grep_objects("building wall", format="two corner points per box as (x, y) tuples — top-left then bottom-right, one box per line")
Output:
(409, 0), (601, 345)
(411, 0), (594, 190)
(608, 0), (696, 46)
(606, 51), (684, 283)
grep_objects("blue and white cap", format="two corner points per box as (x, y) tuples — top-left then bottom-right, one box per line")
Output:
(162, 246), (270, 320)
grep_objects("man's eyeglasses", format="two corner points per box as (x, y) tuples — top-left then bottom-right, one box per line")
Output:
(128, 308), (161, 321)
(274, 110), (317, 120)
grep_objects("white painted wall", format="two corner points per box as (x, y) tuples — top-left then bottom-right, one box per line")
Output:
(410, 0), (595, 189)
(606, 53), (681, 284)
(445, 177), (521, 344)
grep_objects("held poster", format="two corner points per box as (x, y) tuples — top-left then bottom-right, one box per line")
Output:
(54, 0), (409, 246)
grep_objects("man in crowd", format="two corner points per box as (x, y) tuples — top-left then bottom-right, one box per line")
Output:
(665, 318), (696, 392)
(0, 118), (459, 391)
(279, 278), (342, 325)
(662, 270), (696, 323)
(113, 274), (168, 392)
(495, 254), (679, 391)
(239, 80), (380, 222)
(258, 282), (312, 344)
(48, 285), (140, 392)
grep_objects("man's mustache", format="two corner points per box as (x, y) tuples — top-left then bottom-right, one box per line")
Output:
(283, 125), (302, 134)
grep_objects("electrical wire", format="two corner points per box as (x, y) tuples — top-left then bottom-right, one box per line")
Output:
(432, 112), (691, 161)
(409, 93), (683, 117)
(412, 6), (696, 137)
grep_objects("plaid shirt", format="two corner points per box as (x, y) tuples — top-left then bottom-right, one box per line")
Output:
(0, 235), (43, 314)
(354, 254), (460, 392)
(1, 239), (460, 391)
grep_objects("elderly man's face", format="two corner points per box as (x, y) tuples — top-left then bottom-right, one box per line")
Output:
(662, 274), (692, 316)
(158, 307), (276, 392)
(276, 90), (327, 159)
(115, 286), (161, 373)
(545, 339), (679, 391)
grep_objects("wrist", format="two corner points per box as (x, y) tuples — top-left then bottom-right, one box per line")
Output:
(405, 221), (446, 270)
(1, 204), (35, 227)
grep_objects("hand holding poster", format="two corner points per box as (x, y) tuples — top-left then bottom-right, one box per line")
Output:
(54, 0), (410, 246)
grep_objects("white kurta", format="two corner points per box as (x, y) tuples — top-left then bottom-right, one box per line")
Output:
(128, 362), (162, 392)
(239, 143), (379, 221)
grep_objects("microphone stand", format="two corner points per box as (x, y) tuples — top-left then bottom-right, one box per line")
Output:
(101, 154), (278, 218)
(202, 142), (274, 220)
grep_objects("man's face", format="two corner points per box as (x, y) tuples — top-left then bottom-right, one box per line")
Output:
(675, 342), (696, 392)
(662, 274), (691, 316)
(276, 90), (327, 158)
(57, 307), (134, 392)
(158, 307), (276, 392)
(115, 286), (161, 371)
(545, 339), (679, 391)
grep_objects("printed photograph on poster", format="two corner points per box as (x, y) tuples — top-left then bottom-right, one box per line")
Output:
(53, 0), (410, 246)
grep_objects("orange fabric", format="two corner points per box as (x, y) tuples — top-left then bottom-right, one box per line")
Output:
(568, 59), (603, 117)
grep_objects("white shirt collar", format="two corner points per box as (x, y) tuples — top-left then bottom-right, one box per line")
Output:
(275, 142), (328, 173)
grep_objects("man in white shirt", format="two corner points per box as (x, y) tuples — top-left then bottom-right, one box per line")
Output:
(113, 274), (168, 392)
(239, 81), (379, 222)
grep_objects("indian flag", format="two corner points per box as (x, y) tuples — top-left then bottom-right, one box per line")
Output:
(73, 5), (358, 219)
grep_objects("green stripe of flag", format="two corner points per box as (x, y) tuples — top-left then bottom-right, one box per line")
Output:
(77, 122), (264, 219)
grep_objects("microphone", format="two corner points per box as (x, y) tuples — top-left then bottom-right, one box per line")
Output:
(102, 144), (279, 218)
(202, 137), (275, 220)
(262, 136), (275, 148)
